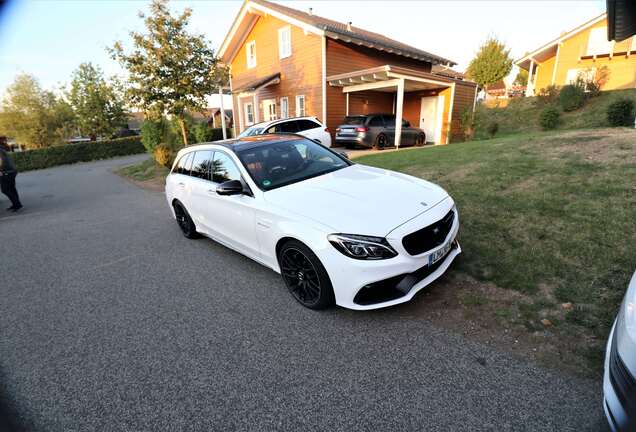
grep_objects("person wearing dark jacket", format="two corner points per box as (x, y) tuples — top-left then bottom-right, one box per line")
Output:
(0, 144), (22, 211)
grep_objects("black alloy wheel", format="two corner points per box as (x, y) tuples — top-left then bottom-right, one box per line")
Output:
(375, 133), (388, 150)
(173, 202), (199, 239)
(278, 240), (334, 309)
(417, 133), (426, 146)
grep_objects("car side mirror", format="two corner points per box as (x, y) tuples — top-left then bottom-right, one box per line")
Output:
(216, 179), (244, 196)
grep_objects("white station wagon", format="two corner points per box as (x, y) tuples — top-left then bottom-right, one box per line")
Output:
(165, 134), (460, 310)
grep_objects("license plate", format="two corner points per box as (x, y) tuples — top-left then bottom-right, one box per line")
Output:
(428, 239), (453, 266)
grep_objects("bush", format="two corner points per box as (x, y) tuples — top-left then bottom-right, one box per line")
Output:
(459, 108), (475, 141)
(141, 119), (165, 153)
(559, 84), (586, 112)
(606, 98), (635, 127)
(486, 121), (499, 138)
(539, 106), (561, 130)
(193, 123), (232, 143)
(536, 85), (560, 106)
(153, 144), (175, 167)
(11, 136), (144, 171)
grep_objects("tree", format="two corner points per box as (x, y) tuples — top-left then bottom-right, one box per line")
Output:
(513, 68), (528, 86)
(0, 74), (72, 149)
(66, 62), (127, 140)
(109, 0), (228, 146)
(466, 37), (513, 95)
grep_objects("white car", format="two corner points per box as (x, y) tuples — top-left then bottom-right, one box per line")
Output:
(165, 134), (460, 310)
(238, 116), (332, 147)
(604, 270), (636, 431)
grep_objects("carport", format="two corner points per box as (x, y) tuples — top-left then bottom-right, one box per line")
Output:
(327, 65), (458, 147)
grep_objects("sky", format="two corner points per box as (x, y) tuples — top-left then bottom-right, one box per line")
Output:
(0, 0), (606, 108)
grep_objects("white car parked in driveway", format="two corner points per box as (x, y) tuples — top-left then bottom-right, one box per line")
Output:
(604, 269), (636, 431)
(238, 116), (332, 147)
(165, 134), (460, 310)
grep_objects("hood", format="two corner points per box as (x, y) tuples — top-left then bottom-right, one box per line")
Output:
(264, 164), (449, 237)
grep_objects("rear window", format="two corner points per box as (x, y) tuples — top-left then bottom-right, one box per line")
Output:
(343, 116), (366, 125)
(297, 119), (320, 131)
(266, 120), (299, 134)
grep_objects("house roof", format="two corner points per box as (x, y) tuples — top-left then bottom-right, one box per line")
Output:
(431, 65), (466, 80)
(232, 72), (282, 94)
(515, 13), (607, 70)
(219, 0), (455, 67)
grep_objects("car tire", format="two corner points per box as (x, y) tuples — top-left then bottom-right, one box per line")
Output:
(173, 201), (199, 239)
(416, 133), (426, 146)
(278, 239), (335, 310)
(374, 133), (388, 150)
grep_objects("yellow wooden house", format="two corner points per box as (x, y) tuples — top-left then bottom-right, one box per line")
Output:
(516, 13), (636, 96)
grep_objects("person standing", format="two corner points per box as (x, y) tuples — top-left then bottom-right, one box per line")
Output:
(0, 143), (22, 211)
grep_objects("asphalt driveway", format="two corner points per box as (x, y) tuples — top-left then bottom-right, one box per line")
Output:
(0, 156), (607, 431)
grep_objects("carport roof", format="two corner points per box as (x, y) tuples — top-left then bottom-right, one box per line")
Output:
(232, 73), (281, 94)
(327, 65), (476, 92)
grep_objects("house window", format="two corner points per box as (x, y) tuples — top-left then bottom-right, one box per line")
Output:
(295, 95), (305, 117)
(246, 41), (256, 68)
(245, 102), (254, 125)
(278, 26), (292, 59)
(280, 97), (289, 118)
(587, 27), (612, 55)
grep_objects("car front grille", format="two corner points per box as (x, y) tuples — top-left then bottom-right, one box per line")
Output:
(609, 326), (636, 417)
(402, 209), (455, 256)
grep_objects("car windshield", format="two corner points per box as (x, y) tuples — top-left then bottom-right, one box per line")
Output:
(238, 125), (264, 138)
(236, 138), (350, 191)
(343, 116), (366, 125)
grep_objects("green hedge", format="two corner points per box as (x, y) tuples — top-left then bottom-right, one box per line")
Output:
(11, 136), (145, 171)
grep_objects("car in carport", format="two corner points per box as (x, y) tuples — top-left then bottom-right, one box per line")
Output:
(335, 114), (427, 150)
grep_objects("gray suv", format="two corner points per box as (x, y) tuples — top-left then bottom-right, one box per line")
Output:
(335, 114), (426, 149)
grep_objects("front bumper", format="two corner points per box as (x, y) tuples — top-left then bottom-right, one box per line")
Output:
(604, 319), (636, 431)
(322, 198), (460, 310)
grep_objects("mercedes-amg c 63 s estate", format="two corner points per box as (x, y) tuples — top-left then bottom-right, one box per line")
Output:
(165, 134), (460, 310)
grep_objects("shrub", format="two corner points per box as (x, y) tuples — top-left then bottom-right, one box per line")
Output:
(459, 108), (476, 141)
(536, 85), (560, 106)
(153, 144), (175, 167)
(486, 121), (499, 138)
(193, 123), (232, 143)
(141, 119), (164, 153)
(559, 84), (586, 112)
(607, 98), (635, 127)
(539, 106), (560, 130)
(11, 136), (144, 171)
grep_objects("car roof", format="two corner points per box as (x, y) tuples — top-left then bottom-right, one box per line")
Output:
(180, 134), (306, 155)
(244, 116), (322, 129)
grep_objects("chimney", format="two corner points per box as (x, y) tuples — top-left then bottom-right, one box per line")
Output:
(347, 21), (352, 32)
(308, 7), (313, 15)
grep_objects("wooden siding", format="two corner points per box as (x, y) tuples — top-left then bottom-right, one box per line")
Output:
(230, 14), (323, 131)
(532, 18), (636, 92)
(347, 91), (394, 116)
(450, 82), (477, 142)
(325, 39), (433, 135)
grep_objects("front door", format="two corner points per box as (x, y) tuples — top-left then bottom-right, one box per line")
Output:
(263, 99), (277, 121)
(420, 96), (444, 144)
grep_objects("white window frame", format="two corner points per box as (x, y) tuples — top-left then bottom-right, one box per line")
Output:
(280, 97), (289, 119)
(263, 99), (277, 121)
(244, 102), (254, 126)
(278, 26), (292, 59)
(586, 27), (612, 56)
(246, 41), (256, 68)
(295, 95), (305, 117)
(631, 36), (636, 52)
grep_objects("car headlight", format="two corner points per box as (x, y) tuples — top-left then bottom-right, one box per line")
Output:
(327, 233), (397, 260)
(622, 271), (636, 338)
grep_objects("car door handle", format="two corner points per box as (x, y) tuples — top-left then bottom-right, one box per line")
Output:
(178, 182), (185, 187)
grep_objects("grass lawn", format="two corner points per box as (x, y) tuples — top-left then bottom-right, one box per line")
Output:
(116, 157), (169, 181)
(474, 88), (636, 138)
(355, 128), (636, 374)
